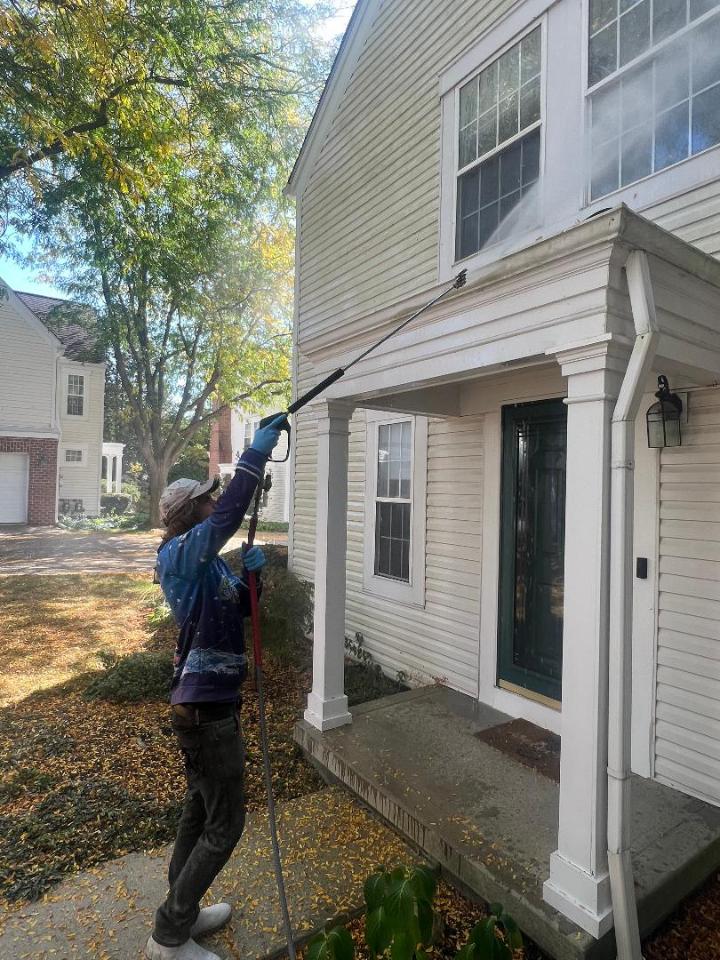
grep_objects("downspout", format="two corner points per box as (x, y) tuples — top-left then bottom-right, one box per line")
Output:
(608, 250), (659, 960)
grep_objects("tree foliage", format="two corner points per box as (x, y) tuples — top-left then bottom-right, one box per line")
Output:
(1, 0), (334, 523)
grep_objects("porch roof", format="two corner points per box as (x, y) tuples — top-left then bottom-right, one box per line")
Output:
(302, 205), (720, 408)
(296, 686), (720, 960)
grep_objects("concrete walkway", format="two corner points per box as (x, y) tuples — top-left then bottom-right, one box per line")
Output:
(0, 788), (416, 960)
(0, 527), (288, 576)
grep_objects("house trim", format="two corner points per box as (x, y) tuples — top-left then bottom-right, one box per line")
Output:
(362, 410), (428, 607)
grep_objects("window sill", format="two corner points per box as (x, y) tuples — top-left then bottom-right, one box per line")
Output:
(362, 573), (426, 608)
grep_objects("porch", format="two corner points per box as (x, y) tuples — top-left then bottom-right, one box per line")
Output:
(295, 686), (720, 960)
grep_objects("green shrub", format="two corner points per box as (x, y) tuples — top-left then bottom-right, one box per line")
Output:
(58, 510), (149, 532)
(455, 905), (523, 960)
(84, 651), (173, 702)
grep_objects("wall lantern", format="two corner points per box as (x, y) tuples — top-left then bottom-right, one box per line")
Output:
(646, 375), (683, 449)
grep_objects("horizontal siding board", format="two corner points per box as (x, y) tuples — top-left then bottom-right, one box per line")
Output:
(656, 392), (720, 803)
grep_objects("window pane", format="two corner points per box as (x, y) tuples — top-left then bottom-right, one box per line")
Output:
(590, 22), (618, 85)
(619, 0), (650, 66)
(521, 28), (542, 83)
(67, 396), (84, 416)
(401, 541), (410, 581)
(459, 168), (480, 217)
(374, 503), (411, 582)
(480, 155), (499, 206)
(401, 421), (412, 462)
(500, 140), (522, 195)
(377, 425), (390, 496)
(591, 137), (620, 198)
(655, 39), (689, 111)
(591, 0), (617, 33)
(498, 92), (519, 142)
(692, 84), (720, 152)
(377, 501), (391, 537)
(478, 203), (500, 247)
(622, 65), (652, 130)
(498, 45), (520, 99)
(460, 78), (478, 127)
(500, 190), (521, 221)
(592, 83), (620, 145)
(478, 60), (498, 114)
(459, 121), (478, 167)
(653, 0), (686, 42)
(458, 213), (480, 260)
(655, 100), (689, 168)
(522, 130), (541, 183)
(377, 457), (389, 498)
(691, 16), (720, 92)
(691, 0), (720, 18)
(478, 109), (498, 156)
(621, 123), (653, 183)
(520, 76), (541, 128)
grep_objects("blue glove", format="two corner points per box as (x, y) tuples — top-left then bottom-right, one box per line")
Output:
(250, 414), (288, 457)
(243, 545), (266, 573)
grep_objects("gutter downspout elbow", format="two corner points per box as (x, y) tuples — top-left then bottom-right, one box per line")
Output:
(608, 250), (660, 960)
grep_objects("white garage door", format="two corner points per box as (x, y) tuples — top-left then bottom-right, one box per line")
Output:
(0, 453), (29, 523)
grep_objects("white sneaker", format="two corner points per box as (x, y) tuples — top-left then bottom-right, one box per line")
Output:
(145, 935), (221, 960)
(190, 903), (232, 938)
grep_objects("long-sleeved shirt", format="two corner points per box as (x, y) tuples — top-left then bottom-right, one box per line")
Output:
(156, 447), (267, 704)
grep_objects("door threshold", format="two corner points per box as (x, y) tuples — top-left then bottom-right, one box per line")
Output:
(498, 679), (561, 712)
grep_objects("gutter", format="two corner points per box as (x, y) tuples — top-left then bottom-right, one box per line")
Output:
(607, 250), (659, 960)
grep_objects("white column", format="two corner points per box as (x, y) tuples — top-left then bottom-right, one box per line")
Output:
(543, 340), (628, 938)
(102, 455), (109, 493)
(305, 400), (354, 731)
(116, 452), (123, 494)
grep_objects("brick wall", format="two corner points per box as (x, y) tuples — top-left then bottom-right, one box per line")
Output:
(0, 437), (58, 525)
(208, 406), (232, 478)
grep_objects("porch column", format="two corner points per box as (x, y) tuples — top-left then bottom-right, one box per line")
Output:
(115, 452), (123, 494)
(304, 399), (354, 731)
(543, 340), (628, 937)
(102, 455), (109, 493)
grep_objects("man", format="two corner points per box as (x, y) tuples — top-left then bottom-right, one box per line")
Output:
(146, 415), (287, 960)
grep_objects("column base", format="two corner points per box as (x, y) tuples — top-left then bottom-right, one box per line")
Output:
(304, 692), (352, 731)
(543, 851), (613, 938)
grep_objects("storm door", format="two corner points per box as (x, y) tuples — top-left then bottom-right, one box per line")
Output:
(498, 400), (567, 703)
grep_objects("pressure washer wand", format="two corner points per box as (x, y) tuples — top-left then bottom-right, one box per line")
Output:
(246, 475), (297, 960)
(258, 268), (467, 444)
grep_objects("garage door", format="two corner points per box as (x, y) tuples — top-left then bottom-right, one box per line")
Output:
(0, 453), (29, 523)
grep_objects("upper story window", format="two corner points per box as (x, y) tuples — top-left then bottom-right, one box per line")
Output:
(456, 26), (542, 261)
(242, 418), (260, 452)
(588, 0), (720, 200)
(66, 374), (85, 416)
(65, 449), (83, 463)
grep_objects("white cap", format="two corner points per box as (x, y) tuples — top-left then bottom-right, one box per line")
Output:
(159, 476), (220, 525)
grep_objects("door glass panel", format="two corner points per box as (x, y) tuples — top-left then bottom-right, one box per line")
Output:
(498, 401), (567, 701)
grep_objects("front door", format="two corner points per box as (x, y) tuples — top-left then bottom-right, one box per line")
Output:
(498, 400), (567, 703)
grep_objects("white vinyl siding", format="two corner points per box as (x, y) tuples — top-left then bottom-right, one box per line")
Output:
(291, 399), (482, 697)
(656, 386), (720, 804)
(0, 295), (58, 434)
(58, 361), (105, 516)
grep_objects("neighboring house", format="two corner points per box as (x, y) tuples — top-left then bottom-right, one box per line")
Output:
(209, 405), (290, 522)
(288, 0), (720, 949)
(0, 285), (105, 524)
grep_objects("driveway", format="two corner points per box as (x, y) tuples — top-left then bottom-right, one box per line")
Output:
(0, 526), (288, 575)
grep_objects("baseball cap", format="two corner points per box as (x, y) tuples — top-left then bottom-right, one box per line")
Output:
(159, 476), (221, 525)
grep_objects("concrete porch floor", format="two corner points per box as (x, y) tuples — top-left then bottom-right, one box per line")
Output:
(294, 686), (720, 960)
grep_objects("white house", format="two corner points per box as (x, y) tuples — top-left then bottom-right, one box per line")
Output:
(0, 286), (105, 524)
(209, 405), (291, 523)
(288, 0), (720, 950)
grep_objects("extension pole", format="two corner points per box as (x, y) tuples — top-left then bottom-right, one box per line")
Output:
(247, 479), (297, 960)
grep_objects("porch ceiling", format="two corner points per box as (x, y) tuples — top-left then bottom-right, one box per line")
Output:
(302, 205), (720, 407)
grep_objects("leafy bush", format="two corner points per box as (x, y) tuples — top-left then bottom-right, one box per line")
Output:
(307, 923), (355, 960)
(345, 633), (408, 706)
(84, 651), (173, 702)
(58, 510), (149, 532)
(363, 865), (438, 960)
(455, 905), (523, 960)
(101, 494), (132, 514)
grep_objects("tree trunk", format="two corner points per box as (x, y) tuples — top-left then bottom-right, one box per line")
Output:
(147, 460), (169, 529)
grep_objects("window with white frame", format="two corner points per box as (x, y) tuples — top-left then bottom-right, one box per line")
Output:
(375, 421), (413, 581)
(66, 374), (85, 416)
(364, 413), (427, 606)
(65, 449), (83, 464)
(588, 0), (720, 201)
(456, 26), (542, 260)
(243, 418), (259, 451)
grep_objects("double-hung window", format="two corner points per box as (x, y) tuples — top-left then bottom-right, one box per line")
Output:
(67, 374), (85, 416)
(364, 413), (427, 606)
(456, 26), (542, 260)
(588, 0), (720, 201)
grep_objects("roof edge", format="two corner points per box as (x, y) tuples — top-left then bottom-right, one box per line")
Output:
(286, 0), (382, 199)
(0, 279), (65, 353)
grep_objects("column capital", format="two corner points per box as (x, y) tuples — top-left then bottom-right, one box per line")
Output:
(553, 336), (631, 406)
(313, 398), (355, 421)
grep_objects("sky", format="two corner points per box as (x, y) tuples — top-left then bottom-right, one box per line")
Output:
(0, 1), (356, 299)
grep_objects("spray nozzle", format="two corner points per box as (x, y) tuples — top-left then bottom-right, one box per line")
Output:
(454, 269), (467, 290)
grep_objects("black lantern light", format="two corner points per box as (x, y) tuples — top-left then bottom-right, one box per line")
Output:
(646, 375), (683, 449)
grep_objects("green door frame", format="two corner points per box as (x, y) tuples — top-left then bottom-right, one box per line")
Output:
(498, 399), (567, 702)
